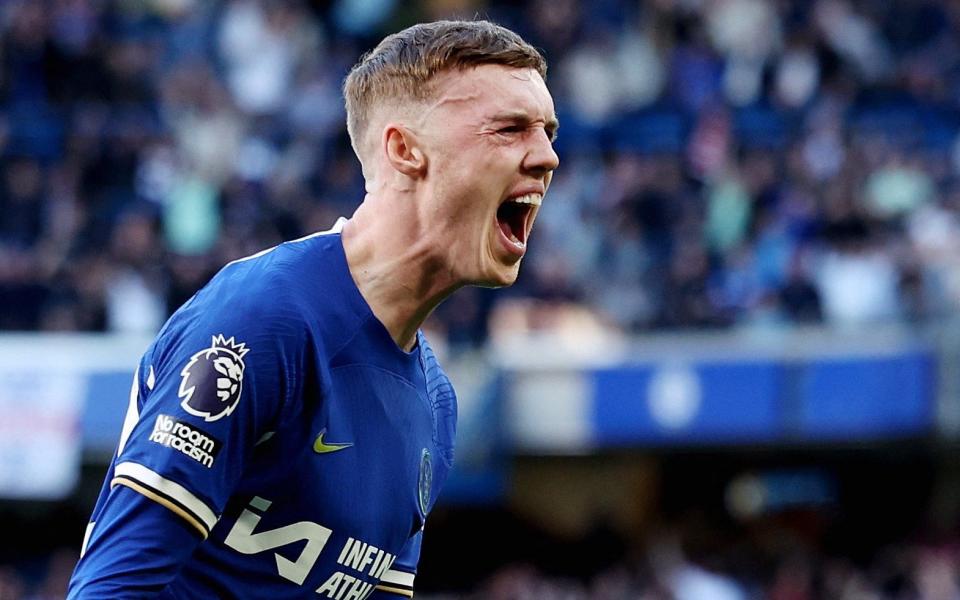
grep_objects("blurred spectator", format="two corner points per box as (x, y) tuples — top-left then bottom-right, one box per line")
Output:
(0, 0), (958, 345)
(8, 3), (960, 598)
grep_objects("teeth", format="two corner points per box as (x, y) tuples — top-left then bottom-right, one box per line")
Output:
(512, 193), (542, 206)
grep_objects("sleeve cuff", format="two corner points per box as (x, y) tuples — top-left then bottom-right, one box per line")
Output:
(375, 568), (415, 597)
(111, 461), (218, 538)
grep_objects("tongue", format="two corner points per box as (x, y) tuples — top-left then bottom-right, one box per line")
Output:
(497, 202), (526, 244)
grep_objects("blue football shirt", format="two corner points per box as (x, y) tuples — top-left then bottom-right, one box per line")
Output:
(69, 220), (457, 599)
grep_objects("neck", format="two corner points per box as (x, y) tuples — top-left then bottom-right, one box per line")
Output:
(340, 194), (461, 351)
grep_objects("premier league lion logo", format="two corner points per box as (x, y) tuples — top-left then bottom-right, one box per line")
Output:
(179, 334), (250, 422)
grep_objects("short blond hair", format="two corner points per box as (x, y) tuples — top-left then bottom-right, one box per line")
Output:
(343, 20), (547, 157)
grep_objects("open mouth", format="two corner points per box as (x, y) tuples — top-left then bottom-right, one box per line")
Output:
(496, 193), (541, 247)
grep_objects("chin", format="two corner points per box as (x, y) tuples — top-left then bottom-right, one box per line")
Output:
(472, 237), (523, 287)
(476, 263), (521, 289)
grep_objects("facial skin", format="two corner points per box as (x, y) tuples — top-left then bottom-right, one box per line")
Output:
(407, 64), (560, 287)
(342, 64), (559, 350)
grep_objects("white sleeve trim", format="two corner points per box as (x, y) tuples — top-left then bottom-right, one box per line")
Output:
(113, 461), (218, 532)
(380, 568), (416, 588)
(80, 521), (95, 558)
(116, 369), (140, 456)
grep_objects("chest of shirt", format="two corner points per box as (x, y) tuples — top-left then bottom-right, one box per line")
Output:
(217, 362), (437, 558)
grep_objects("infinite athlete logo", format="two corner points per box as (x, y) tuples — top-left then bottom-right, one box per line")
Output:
(179, 334), (250, 422)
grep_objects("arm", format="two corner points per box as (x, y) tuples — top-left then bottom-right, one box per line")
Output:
(68, 486), (203, 598)
(369, 530), (422, 599)
(68, 277), (300, 595)
(370, 336), (456, 599)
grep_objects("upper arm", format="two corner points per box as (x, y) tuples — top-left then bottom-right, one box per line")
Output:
(113, 294), (302, 533)
(369, 335), (455, 599)
(371, 530), (422, 599)
(68, 485), (206, 598)
(70, 285), (305, 591)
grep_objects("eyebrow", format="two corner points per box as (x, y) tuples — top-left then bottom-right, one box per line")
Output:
(490, 111), (561, 140)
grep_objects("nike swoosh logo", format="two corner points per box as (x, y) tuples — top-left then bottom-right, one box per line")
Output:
(313, 429), (353, 454)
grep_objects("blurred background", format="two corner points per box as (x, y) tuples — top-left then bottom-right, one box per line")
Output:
(2, 0), (960, 598)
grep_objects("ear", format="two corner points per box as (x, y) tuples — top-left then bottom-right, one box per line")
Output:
(383, 124), (427, 178)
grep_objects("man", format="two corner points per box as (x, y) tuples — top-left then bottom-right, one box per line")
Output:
(68, 18), (558, 599)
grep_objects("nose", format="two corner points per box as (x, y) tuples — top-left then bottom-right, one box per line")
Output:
(522, 127), (560, 177)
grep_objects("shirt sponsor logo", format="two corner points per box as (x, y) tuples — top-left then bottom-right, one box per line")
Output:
(179, 334), (250, 422)
(224, 496), (396, 597)
(148, 414), (221, 468)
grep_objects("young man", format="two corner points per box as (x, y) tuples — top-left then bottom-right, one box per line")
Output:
(68, 19), (558, 599)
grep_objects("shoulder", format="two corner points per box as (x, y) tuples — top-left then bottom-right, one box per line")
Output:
(151, 235), (339, 362)
(418, 334), (457, 469)
(418, 335), (454, 397)
(156, 228), (367, 369)
(184, 229), (350, 325)
(219, 231), (345, 305)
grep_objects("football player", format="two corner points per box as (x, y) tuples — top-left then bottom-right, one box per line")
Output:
(68, 18), (558, 599)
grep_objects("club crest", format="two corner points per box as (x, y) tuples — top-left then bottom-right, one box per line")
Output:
(418, 448), (432, 518)
(179, 334), (250, 422)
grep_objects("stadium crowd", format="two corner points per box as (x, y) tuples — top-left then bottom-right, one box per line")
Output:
(3, 0), (960, 345)
(5, 518), (960, 599)
(456, 537), (960, 600)
(4, 0), (960, 598)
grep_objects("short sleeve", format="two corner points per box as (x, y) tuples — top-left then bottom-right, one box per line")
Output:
(371, 530), (422, 598)
(110, 290), (302, 538)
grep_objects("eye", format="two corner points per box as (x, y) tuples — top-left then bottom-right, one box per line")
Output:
(497, 125), (524, 135)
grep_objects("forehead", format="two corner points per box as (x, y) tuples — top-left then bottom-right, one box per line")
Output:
(426, 64), (555, 124)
